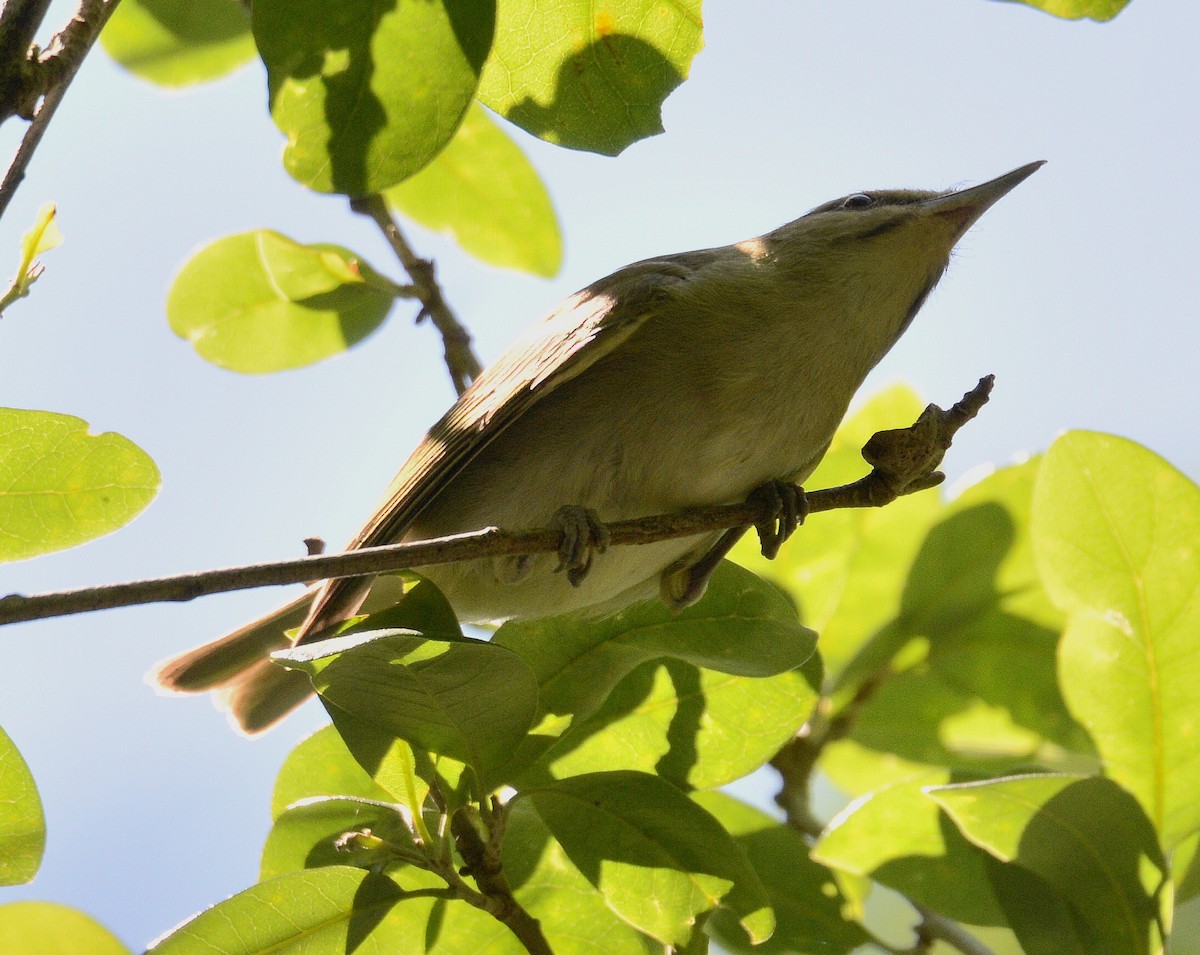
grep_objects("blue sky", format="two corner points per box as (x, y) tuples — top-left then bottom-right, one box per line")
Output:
(1, 0), (1197, 948)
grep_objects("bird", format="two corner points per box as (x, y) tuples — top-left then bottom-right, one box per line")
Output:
(153, 161), (1044, 734)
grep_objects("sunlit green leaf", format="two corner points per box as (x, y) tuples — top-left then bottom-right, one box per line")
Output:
(0, 727), (44, 885)
(168, 230), (395, 373)
(1033, 432), (1200, 847)
(812, 771), (1005, 926)
(697, 792), (869, 954)
(524, 770), (773, 946)
(931, 774), (1166, 955)
(530, 657), (818, 790)
(261, 796), (420, 880)
(996, 0), (1129, 22)
(388, 104), (561, 276)
(477, 0), (702, 155)
(254, 0), (495, 195)
(272, 725), (394, 818)
(496, 561), (814, 722)
(147, 865), (519, 953)
(0, 902), (129, 955)
(503, 801), (651, 955)
(101, 0), (253, 87)
(0, 409), (159, 562)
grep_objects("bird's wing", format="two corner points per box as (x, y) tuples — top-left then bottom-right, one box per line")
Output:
(299, 255), (703, 638)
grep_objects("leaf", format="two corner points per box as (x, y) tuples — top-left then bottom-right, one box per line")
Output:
(1033, 432), (1200, 847)
(523, 770), (773, 946)
(696, 792), (870, 954)
(0, 409), (159, 562)
(100, 0), (254, 87)
(501, 801), (652, 955)
(272, 725), (396, 818)
(930, 774), (1167, 955)
(530, 657), (819, 790)
(496, 561), (814, 722)
(388, 104), (561, 277)
(277, 630), (539, 788)
(812, 771), (1005, 926)
(254, 0), (495, 196)
(148, 865), (519, 954)
(0, 727), (44, 885)
(477, 0), (702, 155)
(0, 902), (130, 954)
(817, 459), (1095, 796)
(168, 230), (396, 373)
(999, 0), (1129, 22)
(261, 796), (420, 880)
(733, 386), (942, 684)
(2, 202), (62, 316)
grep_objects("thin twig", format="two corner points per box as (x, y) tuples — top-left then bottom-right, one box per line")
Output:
(0, 0), (121, 221)
(350, 194), (482, 395)
(0, 377), (994, 627)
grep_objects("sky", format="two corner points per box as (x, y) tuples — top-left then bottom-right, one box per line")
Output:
(1, 0), (1198, 949)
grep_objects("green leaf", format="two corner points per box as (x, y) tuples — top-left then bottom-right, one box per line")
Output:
(999, 0), (1129, 22)
(930, 774), (1167, 955)
(523, 770), (773, 946)
(0, 727), (44, 885)
(278, 630), (539, 788)
(148, 865), (519, 954)
(168, 230), (396, 373)
(531, 657), (819, 790)
(733, 386), (942, 684)
(1033, 432), (1200, 847)
(496, 561), (814, 722)
(502, 801), (652, 955)
(0, 409), (159, 562)
(477, 0), (702, 155)
(272, 725), (395, 818)
(262, 796), (420, 880)
(100, 0), (253, 87)
(387, 104), (561, 277)
(0, 902), (130, 955)
(812, 771), (1005, 926)
(697, 792), (869, 954)
(254, 0), (495, 196)
(817, 459), (1095, 796)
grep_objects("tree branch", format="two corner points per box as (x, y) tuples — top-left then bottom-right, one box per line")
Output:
(0, 0), (121, 221)
(0, 377), (993, 627)
(350, 194), (482, 396)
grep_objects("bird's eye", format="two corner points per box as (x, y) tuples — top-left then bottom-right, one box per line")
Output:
(842, 193), (873, 210)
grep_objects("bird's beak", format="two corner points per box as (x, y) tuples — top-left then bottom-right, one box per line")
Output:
(926, 161), (1046, 238)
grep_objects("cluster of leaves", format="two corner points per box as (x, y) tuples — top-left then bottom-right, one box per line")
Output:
(128, 390), (1193, 955)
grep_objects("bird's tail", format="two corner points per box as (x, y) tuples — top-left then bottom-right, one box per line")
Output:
(149, 591), (318, 734)
(149, 574), (407, 735)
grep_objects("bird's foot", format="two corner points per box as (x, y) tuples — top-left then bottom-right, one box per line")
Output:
(552, 505), (611, 587)
(751, 480), (808, 560)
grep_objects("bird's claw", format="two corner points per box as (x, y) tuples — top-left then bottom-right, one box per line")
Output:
(552, 505), (610, 587)
(752, 481), (808, 560)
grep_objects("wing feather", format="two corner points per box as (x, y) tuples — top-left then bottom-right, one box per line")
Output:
(299, 257), (698, 637)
